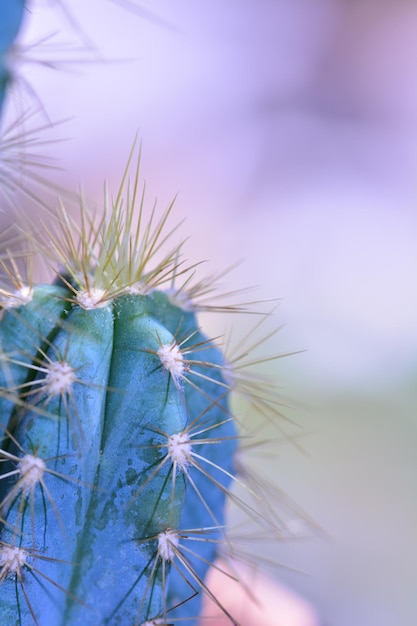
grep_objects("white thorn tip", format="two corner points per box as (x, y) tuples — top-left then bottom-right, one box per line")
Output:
(76, 288), (109, 309)
(2, 285), (33, 308)
(44, 361), (76, 396)
(19, 454), (46, 490)
(0, 545), (27, 576)
(167, 431), (192, 470)
(157, 342), (185, 385)
(157, 529), (179, 562)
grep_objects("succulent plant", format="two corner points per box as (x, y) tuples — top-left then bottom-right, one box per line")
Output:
(0, 146), (290, 624)
(0, 3), (297, 625)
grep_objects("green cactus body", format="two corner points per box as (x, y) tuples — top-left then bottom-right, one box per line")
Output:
(0, 0), (25, 117)
(0, 177), (243, 625)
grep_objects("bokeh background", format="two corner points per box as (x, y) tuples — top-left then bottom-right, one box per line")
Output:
(3, 1), (417, 625)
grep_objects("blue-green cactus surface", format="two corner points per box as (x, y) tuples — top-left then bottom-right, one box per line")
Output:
(0, 169), (242, 625)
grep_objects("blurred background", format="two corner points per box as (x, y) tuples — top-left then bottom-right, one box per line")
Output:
(2, 1), (417, 624)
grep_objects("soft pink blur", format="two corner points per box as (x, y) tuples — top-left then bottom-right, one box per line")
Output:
(200, 561), (320, 626)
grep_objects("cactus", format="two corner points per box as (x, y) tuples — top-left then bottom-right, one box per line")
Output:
(0, 149), (280, 624)
(0, 4), (297, 625)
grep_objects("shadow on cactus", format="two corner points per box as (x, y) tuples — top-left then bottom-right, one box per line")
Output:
(0, 149), (294, 626)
